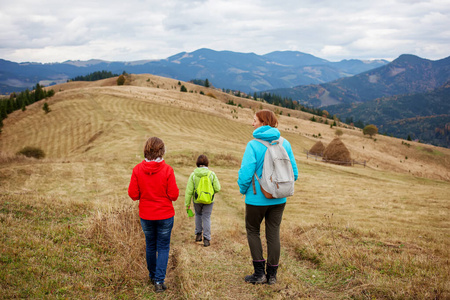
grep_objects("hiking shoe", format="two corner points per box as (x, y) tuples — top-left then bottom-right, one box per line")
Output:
(244, 273), (267, 284)
(267, 276), (277, 285)
(245, 261), (266, 284)
(195, 233), (202, 242)
(154, 283), (167, 293)
(203, 239), (210, 247)
(266, 264), (278, 285)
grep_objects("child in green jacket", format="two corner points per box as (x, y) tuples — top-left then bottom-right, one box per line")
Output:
(185, 155), (221, 247)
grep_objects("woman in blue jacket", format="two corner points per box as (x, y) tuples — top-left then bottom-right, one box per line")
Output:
(238, 109), (298, 285)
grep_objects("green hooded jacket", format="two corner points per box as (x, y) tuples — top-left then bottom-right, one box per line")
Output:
(185, 167), (221, 207)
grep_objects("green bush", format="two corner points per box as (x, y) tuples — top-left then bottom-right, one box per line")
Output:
(335, 129), (343, 136)
(16, 146), (45, 159)
(363, 124), (378, 138)
(117, 75), (126, 86)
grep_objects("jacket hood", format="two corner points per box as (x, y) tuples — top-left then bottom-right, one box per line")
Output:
(141, 160), (165, 175)
(253, 125), (280, 141)
(194, 167), (210, 177)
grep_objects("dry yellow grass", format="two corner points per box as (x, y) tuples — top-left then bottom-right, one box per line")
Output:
(0, 74), (449, 299)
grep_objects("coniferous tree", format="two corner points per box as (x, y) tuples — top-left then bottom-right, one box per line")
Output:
(6, 98), (14, 114)
(24, 89), (31, 106)
(34, 84), (44, 102)
(0, 101), (7, 119)
(15, 94), (23, 111)
(43, 102), (50, 114)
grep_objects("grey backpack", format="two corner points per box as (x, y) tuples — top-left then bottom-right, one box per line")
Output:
(252, 137), (295, 199)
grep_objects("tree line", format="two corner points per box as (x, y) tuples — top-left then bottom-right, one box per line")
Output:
(256, 92), (337, 120)
(71, 70), (119, 82)
(0, 84), (55, 132)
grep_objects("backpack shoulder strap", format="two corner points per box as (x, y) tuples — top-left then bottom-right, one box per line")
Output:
(253, 138), (270, 147)
(251, 138), (271, 195)
(207, 170), (213, 187)
(209, 171), (216, 201)
(254, 137), (284, 147)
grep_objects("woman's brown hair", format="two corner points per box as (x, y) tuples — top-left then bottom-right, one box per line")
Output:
(255, 109), (278, 128)
(196, 154), (209, 167)
(144, 137), (165, 160)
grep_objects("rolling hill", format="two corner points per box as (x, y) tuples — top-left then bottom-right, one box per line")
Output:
(0, 48), (388, 94)
(0, 74), (449, 299)
(1, 73), (449, 181)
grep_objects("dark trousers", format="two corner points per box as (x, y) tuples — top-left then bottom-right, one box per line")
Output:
(245, 203), (286, 266)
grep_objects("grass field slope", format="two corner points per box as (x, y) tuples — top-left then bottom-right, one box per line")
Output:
(1, 74), (449, 299)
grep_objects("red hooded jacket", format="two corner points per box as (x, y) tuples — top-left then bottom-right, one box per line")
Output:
(128, 160), (179, 220)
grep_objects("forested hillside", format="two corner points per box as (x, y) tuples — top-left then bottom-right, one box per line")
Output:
(325, 82), (450, 147)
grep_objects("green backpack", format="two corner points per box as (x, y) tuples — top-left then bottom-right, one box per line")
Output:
(194, 171), (215, 204)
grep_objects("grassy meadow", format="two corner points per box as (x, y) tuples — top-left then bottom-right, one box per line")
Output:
(0, 75), (449, 299)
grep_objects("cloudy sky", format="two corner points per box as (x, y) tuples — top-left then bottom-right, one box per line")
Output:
(1, 0), (449, 63)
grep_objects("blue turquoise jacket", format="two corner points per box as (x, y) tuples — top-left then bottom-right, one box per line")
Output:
(237, 126), (298, 206)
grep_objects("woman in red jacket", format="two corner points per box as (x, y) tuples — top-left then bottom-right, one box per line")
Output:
(128, 137), (179, 293)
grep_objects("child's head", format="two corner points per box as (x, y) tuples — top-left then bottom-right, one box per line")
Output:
(196, 154), (209, 167)
(144, 137), (165, 160)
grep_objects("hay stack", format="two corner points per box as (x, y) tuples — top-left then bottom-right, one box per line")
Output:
(323, 138), (351, 166)
(309, 141), (325, 156)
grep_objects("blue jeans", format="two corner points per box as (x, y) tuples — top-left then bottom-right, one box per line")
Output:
(140, 217), (174, 283)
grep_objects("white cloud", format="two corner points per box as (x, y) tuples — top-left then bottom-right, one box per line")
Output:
(0, 0), (449, 62)
(320, 46), (349, 58)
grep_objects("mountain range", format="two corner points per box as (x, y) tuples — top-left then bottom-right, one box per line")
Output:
(268, 54), (450, 107)
(266, 54), (450, 147)
(0, 48), (388, 95)
(1, 49), (449, 147)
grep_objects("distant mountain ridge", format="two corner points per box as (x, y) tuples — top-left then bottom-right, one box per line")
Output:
(268, 54), (450, 107)
(0, 48), (388, 94)
(264, 54), (450, 147)
(325, 82), (450, 147)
